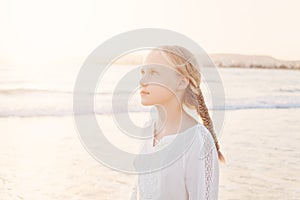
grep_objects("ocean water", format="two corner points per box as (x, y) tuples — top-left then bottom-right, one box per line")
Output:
(0, 64), (299, 199)
(1, 64), (300, 117)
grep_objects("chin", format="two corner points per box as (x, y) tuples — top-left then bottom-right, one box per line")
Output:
(140, 99), (155, 106)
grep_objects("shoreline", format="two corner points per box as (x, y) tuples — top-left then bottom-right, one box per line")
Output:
(217, 65), (300, 71)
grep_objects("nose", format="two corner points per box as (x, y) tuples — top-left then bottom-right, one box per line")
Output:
(139, 75), (148, 87)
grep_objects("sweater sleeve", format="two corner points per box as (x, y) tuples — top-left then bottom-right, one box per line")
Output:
(130, 128), (149, 200)
(129, 175), (138, 200)
(184, 128), (219, 200)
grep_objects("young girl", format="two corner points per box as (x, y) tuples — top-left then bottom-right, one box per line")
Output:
(130, 45), (225, 200)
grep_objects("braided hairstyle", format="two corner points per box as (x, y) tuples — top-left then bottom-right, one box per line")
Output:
(156, 45), (226, 164)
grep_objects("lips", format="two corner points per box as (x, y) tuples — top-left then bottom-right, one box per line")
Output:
(140, 90), (150, 95)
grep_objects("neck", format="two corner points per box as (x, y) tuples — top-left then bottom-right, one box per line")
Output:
(154, 98), (184, 135)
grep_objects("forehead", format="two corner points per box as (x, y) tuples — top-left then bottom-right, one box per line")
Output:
(144, 50), (171, 64)
(142, 50), (175, 70)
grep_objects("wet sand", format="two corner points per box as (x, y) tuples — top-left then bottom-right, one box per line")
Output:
(0, 108), (299, 199)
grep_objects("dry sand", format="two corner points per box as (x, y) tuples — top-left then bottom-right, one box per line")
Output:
(0, 108), (299, 199)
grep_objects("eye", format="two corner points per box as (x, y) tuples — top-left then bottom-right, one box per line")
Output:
(140, 69), (145, 75)
(150, 70), (159, 75)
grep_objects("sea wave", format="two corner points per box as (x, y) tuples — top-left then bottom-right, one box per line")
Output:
(0, 89), (299, 117)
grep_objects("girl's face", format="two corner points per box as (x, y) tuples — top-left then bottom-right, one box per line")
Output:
(139, 50), (186, 106)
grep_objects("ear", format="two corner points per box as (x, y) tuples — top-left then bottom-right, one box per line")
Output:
(177, 76), (189, 91)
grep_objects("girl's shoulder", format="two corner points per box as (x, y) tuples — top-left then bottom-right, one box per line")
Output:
(185, 123), (214, 143)
(185, 123), (217, 160)
(195, 123), (215, 144)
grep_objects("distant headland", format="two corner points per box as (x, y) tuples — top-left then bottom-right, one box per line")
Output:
(113, 53), (300, 70)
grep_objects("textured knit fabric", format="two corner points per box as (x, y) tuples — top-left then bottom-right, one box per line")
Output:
(130, 121), (219, 200)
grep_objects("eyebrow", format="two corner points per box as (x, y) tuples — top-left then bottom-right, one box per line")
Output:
(140, 66), (157, 72)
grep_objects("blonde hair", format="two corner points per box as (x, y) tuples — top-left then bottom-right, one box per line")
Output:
(154, 45), (226, 164)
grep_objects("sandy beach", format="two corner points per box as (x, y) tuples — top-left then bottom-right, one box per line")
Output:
(0, 107), (299, 200)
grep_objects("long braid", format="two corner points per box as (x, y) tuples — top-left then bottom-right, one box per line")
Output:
(194, 86), (226, 164)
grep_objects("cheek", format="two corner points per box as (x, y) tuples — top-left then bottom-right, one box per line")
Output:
(150, 76), (178, 93)
(148, 84), (177, 100)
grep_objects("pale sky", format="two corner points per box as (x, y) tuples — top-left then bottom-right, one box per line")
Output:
(0, 0), (299, 66)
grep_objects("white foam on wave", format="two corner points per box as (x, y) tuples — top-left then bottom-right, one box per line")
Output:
(0, 91), (299, 117)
